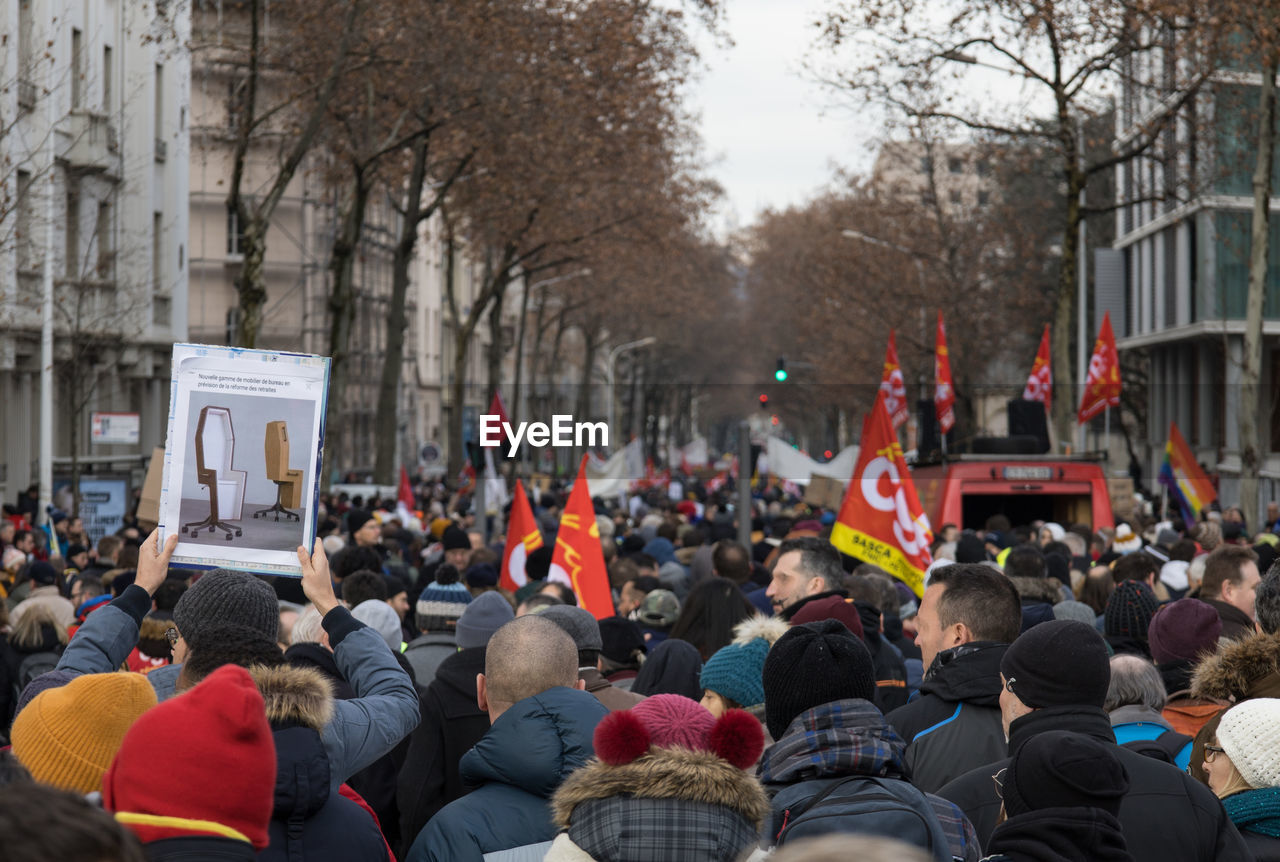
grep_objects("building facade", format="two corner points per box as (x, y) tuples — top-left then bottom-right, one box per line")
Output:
(0, 0), (189, 507)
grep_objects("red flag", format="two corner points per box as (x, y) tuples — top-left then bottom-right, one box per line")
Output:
(500, 479), (544, 592)
(483, 390), (511, 448)
(934, 312), (955, 435)
(458, 460), (476, 495)
(397, 466), (414, 511)
(879, 330), (909, 429)
(549, 456), (614, 619)
(1022, 324), (1053, 412)
(1077, 312), (1122, 424)
(830, 390), (934, 597)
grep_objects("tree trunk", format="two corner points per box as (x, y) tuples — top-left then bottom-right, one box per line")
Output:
(320, 172), (371, 489)
(577, 329), (598, 422)
(1239, 55), (1278, 532)
(449, 333), (469, 482)
(374, 140), (431, 486)
(487, 276), (510, 406)
(1051, 165), (1084, 450)
(234, 218), (269, 348)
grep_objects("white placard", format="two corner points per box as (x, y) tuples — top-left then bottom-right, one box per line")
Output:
(91, 412), (140, 444)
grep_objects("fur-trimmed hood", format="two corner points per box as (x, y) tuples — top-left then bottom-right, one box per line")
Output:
(552, 746), (770, 829)
(1008, 576), (1063, 605)
(1190, 633), (1280, 703)
(731, 614), (789, 648)
(248, 664), (335, 731)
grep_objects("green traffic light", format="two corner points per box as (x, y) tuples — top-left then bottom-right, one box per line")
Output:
(774, 369), (788, 382)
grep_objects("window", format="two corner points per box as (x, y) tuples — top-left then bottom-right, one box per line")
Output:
(226, 207), (242, 256)
(65, 187), (79, 277)
(949, 190), (963, 205)
(96, 201), (112, 279)
(922, 191), (936, 207)
(976, 160), (991, 177)
(920, 157), (934, 175)
(103, 46), (113, 111)
(948, 157), (963, 174)
(18, 1), (33, 78)
(152, 212), (163, 290)
(71, 29), (83, 108)
(227, 79), (243, 131)
(16, 170), (33, 270)
(978, 191), (990, 206)
(154, 64), (164, 137)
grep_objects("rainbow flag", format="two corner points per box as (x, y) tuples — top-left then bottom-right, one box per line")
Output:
(1158, 421), (1216, 524)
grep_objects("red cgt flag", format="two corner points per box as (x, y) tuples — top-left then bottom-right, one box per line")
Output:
(484, 389), (511, 449)
(934, 312), (956, 435)
(1022, 324), (1053, 413)
(880, 330), (910, 430)
(549, 455), (614, 619)
(830, 390), (934, 597)
(500, 479), (545, 592)
(1077, 312), (1122, 424)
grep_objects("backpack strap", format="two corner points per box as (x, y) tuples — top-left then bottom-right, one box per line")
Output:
(1154, 728), (1191, 760)
(775, 776), (862, 843)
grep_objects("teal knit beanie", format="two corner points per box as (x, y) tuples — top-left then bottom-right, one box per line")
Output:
(699, 637), (770, 708)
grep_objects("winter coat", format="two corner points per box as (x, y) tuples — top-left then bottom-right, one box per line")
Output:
(1204, 598), (1258, 642)
(1009, 576), (1062, 634)
(980, 807), (1133, 862)
(404, 686), (608, 862)
(284, 643), (357, 699)
(1222, 788), (1280, 862)
(758, 698), (980, 861)
(250, 665), (390, 862)
(853, 601), (910, 713)
(548, 746), (769, 862)
(579, 667), (645, 712)
(885, 642), (1009, 793)
(1188, 632), (1280, 781)
(9, 584), (75, 630)
(396, 645), (491, 855)
(141, 836), (257, 861)
(631, 638), (702, 699)
(934, 705), (1251, 862)
(57, 586), (420, 795)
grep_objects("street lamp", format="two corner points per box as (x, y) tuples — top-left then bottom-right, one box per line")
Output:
(605, 336), (657, 441)
(841, 228), (928, 335)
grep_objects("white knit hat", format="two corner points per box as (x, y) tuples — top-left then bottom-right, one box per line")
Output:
(1217, 699), (1280, 789)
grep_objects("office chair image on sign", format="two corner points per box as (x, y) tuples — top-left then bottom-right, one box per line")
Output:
(255, 420), (303, 522)
(182, 405), (246, 541)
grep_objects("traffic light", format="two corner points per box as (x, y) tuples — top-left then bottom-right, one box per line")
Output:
(774, 357), (788, 382)
(770, 414), (779, 426)
(759, 393), (769, 409)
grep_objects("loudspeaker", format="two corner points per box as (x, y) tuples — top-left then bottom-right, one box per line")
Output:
(917, 399), (952, 456)
(1007, 399), (1050, 454)
(972, 435), (1044, 455)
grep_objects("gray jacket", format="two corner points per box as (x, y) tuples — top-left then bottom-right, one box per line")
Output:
(57, 584), (419, 792)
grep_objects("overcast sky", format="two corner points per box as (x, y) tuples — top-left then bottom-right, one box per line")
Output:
(690, 0), (874, 234)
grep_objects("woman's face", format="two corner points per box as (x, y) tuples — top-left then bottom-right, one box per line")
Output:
(1204, 739), (1232, 795)
(700, 689), (731, 719)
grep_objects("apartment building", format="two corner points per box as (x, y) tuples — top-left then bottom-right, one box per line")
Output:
(871, 140), (997, 212)
(0, 0), (189, 505)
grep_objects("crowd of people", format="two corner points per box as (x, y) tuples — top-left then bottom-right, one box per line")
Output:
(3, 477), (1280, 861)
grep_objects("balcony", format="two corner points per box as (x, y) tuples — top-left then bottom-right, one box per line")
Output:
(60, 111), (120, 177)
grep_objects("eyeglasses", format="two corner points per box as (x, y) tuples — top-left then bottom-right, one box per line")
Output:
(164, 627), (180, 647)
(992, 767), (1007, 799)
(1204, 744), (1225, 762)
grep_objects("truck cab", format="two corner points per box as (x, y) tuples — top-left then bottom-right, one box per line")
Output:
(913, 455), (1115, 532)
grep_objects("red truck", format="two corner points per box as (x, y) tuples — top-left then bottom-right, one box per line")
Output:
(913, 455), (1116, 533)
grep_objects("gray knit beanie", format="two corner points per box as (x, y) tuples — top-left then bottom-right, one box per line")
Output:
(173, 569), (280, 651)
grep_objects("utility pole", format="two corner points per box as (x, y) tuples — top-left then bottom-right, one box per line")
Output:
(39, 50), (57, 527)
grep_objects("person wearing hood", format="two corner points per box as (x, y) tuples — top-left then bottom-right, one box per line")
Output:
(982, 730), (1134, 862)
(630, 636), (703, 699)
(546, 695), (768, 861)
(757, 620), (980, 860)
(1203, 699), (1280, 861)
(936, 620), (1250, 862)
(1148, 598), (1222, 736)
(397, 592), (514, 856)
(405, 615), (608, 862)
(886, 564), (1023, 793)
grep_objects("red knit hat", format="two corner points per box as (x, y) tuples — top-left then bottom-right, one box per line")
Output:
(594, 693), (764, 770)
(103, 665), (276, 850)
(788, 595), (866, 641)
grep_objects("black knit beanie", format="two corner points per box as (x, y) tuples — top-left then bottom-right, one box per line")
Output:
(1000, 619), (1110, 709)
(1003, 730), (1129, 818)
(442, 525), (471, 552)
(346, 508), (375, 538)
(1103, 580), (1159, 640)
(763, 619), (876, 740)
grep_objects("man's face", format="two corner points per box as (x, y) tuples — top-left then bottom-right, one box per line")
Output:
(354, 518), (381, 548)
(915, 584), (953, 672)
(617, 580), (646, 616)
(766, 550), (823, 613)
(69, 518), (84, 536)
(1268, 503), (1280, 524)
(940, 525), (958, 544)
(445, 547), (471, 569)
(388, 592), (409, 620)
(1224, 561), (1262, 618)
(15, 534), (35, 554)
(70, 579), (86, 606)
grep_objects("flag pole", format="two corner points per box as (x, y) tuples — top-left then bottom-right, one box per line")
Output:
(1104, 407), (1110, 459)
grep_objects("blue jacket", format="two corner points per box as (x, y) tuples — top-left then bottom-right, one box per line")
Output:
(405, 686), (608, 862)
(57, 585), (419, 794)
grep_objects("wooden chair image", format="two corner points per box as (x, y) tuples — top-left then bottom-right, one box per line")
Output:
(181, 406), (246, 541)
(254, 420), (303, 522)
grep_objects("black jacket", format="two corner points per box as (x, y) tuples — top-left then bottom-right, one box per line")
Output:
(260, 724), (390, 862)
(982, 807), (1133, 862)
(142, 836), (256, 861)
(936, 706), (1251, 862)
(1204, 598), (1257, 642)
(396, 645), (490, 856)
(1243, 831), (1280, 862)
(855, 601), (910, 713)
(885, 642), (1009, 793)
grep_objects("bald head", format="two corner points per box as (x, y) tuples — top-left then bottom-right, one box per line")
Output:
(480, 615), (579, 718)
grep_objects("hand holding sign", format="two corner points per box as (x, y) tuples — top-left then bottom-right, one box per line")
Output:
(297, 537), (339, 617)
(137, 529), (179, 596)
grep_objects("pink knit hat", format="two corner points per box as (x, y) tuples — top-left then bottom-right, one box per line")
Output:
(593, 693), (763, 770)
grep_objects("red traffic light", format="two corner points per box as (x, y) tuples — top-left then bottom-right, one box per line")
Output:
(759, 393), (769, 408)
(824, 450), (833, 459)
(770, 414), (779, 426)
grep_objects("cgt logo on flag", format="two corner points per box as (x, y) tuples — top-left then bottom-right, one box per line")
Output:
(1022, 324), (1053, 410)
(831, 389), (933, 597)
(880, 330), (909, 430)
